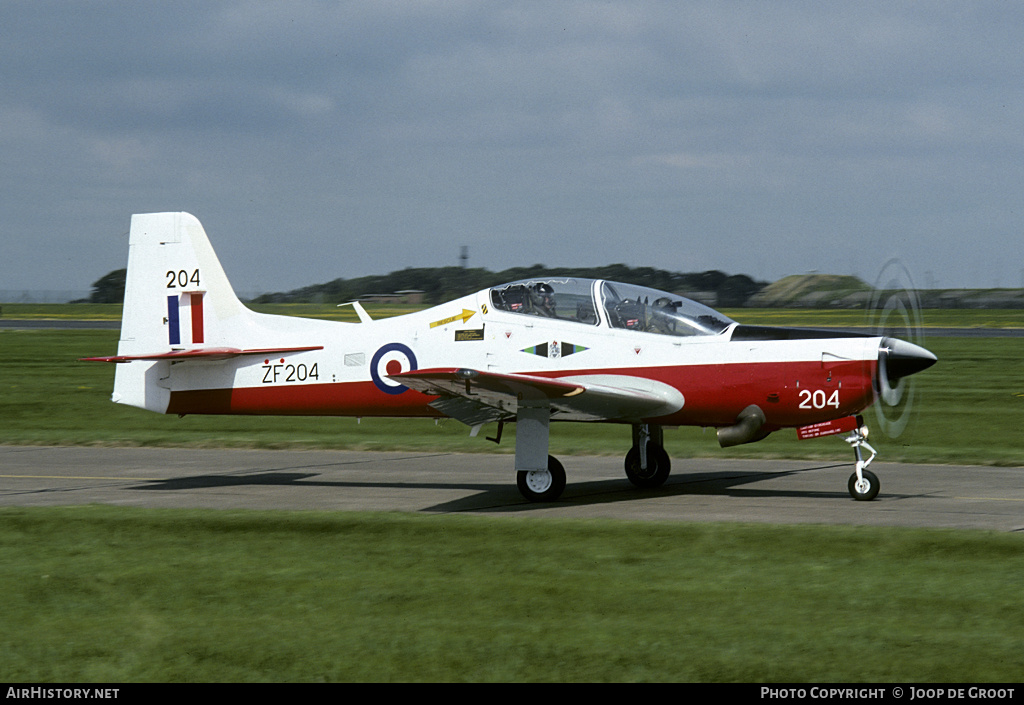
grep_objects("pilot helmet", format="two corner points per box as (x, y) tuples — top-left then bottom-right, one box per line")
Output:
(530, 282), (555, 310)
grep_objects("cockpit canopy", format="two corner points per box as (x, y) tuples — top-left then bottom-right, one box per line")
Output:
(489, 278), (734, 337)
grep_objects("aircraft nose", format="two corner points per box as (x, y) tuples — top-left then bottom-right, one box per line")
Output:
(879, 337), (937, 383)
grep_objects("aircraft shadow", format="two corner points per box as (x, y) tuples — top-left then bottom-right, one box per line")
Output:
(444, 464), (861, 513)
(126, 461), (911, 513)
(128, 471), (502, 495)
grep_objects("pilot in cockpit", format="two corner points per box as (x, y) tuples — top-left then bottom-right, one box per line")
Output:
(528, 282), (556, 317)
(649, 297), (680, 334)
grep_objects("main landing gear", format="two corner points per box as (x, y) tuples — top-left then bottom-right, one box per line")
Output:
(514, 419), (672, 502)
(624, 423), (671, 489)
(845, 424), (879, 501)
(516, 457), (566, 503)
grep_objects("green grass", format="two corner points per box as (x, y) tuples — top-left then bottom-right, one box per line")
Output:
(1, 320), (1023, 683)
(1, 328), (1021, 465)
(4, 302), (1024, 327)
(0, 302), (417, 322)
(0, 303), (125, 320)
(1, 506), (1022, 682)
(722, 307), (1024, 329)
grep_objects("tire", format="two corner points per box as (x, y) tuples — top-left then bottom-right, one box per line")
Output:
(848, 469), (880, 501)
(517, 456), (567, 502)
(624, 443), (671, 489)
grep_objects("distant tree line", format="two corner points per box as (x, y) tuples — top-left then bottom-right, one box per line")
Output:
(83, 269), (127, 303)
(252, 265), (766, 307)
(85, 265), (767, 307)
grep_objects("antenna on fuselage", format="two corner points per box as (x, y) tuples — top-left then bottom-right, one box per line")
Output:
(338, 301), (373, 323)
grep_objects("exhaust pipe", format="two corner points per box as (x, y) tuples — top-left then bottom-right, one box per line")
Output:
(717, 404), (770, 448)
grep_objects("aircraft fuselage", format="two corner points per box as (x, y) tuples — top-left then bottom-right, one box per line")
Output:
(160, 287), (880, 433)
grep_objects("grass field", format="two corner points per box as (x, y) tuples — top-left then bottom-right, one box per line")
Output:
(2, 506), (1022, 682)
(1, 311), (1022, 682)
(4, 301), (1024, 327)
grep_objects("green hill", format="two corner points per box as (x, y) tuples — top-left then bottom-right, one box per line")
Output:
(748, 274), (872, 308)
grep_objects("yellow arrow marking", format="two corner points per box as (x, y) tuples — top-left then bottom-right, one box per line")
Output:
(430, 309), (476, 328)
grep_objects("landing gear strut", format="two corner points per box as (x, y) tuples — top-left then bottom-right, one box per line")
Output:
(845, 425), (879, 501)
(512, 414), (675, 502)
(514, 403), (567, 502)
(624, 424), (671, 489)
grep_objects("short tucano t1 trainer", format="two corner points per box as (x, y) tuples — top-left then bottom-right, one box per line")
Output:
(84, 212), (936, 502)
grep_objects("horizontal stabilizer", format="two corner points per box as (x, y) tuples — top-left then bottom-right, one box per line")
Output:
(81, 345), (323, 363)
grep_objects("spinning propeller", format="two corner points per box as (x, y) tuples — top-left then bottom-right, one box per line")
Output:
(866, 259), (936, 439)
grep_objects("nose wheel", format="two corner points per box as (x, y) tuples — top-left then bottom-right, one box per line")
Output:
(845, 425), (880, 501)
(848, 468), (880, 501)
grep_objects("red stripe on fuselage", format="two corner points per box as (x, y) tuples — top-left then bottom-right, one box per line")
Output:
(166, 379), (442, 418)
(165, 358), (877, 428)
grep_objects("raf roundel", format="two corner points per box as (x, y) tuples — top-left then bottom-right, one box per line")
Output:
(370, 343), (419, 395)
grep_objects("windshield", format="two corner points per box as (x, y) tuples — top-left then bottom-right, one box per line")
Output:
(490, 278), (598, 324)
(600, 281), (733, 336)
(489, 277), (734, 336)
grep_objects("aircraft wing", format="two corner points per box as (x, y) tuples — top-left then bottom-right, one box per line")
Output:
(81, 346), (324, 363)
(393, 367), (684, 424)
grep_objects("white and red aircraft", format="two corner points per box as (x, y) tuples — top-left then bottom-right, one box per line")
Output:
(85, 212), (936, 502)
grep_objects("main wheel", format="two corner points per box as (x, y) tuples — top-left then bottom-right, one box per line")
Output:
(517, 456), (566, 502)
(848, 469), (880, 501)
(624, 443), (671, 489)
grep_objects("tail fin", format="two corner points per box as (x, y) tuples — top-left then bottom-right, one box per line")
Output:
(110, 212), (251, 412)
(117, 212), (247, 355)
(93, 212), (331, 413)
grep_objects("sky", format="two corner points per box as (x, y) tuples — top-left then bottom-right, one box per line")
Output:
(3, 1), (1023, 299)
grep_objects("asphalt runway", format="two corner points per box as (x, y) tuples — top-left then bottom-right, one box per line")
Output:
(2, 446), (1021, 531)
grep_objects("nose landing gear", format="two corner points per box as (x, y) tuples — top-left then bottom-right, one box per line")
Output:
(845, 425), (879, 501)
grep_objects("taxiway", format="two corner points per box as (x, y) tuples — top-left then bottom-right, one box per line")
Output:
(1, 446), (1021, 531)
